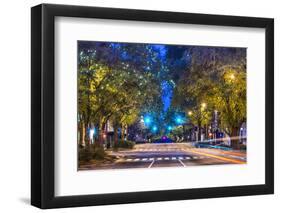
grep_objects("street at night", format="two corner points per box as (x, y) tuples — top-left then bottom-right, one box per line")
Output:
(78, 41), (247, 170)
(79, 143), (246, 170)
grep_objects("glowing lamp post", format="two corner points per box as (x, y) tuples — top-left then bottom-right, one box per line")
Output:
(144, 115), (152, 127)
(201, 102), (206, 109)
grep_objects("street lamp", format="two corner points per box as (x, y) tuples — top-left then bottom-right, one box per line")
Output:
(188, 111), (192, 116)
(175, 116), (183, 125)
(201, 102), (206, 110)
(144, 115), (152, 126)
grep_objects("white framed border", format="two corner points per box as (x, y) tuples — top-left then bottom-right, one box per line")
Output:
(55, 17), (265, 196)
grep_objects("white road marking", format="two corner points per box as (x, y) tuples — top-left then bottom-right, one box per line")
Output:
(157, 157), (162, 160)
(164, 157), (170, 160)
(148, 160), (155, 168)
(178, 157), (184, 160)
(126, 159), (133, 161)
(178, 159), (186, 167)
(134, 158), (140, 161)
(149, 158), (154, 161)
(142, 158), (148, 161)
(193, 156), (198, 159)
(172, 157), (177, 160)
(185, 156), (191, 160)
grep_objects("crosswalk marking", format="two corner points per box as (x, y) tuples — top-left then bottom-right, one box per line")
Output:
(137, 148), (189, 152)
(124, 156), (207, 162)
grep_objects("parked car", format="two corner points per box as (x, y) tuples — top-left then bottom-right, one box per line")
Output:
(152, 136), (173, 143)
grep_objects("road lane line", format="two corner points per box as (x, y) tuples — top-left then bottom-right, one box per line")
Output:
(157, 157), (162, 160)
(178, 157), (184, 160)
(148, 160), (155, 168)
(185, 156), (191, 160)
(178, 159), (186, 167)
(172, 157), (177, 160)
(189, 149), (246, 164)
(149, 158), (154, 161)
(134, 158), (140, 161)
(142, 158), (148, 161)
(164, 157), (170, 160)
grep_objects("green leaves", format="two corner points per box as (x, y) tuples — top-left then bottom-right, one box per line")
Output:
(173, 47), (246, 135)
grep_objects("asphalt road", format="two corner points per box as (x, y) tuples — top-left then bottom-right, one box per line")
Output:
(79, 143), (246, 170)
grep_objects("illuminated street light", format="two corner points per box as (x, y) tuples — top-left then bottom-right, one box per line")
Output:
(175, 116), (183, 124)
(201, 102), (206, 110)
(144, 115), (152, 126)
(89, 128), (95, 139)
(152, 126), (157, 132)
(167, 126), (173, 131)
(188, 111), (192, 116)
(230, 73), (235, 80)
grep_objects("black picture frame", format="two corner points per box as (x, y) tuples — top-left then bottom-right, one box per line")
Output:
(31, 3), (274, 209)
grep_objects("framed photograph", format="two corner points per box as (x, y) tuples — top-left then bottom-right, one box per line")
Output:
(31, 3), (274, 209)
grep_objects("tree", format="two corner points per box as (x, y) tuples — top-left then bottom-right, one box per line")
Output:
(172, 47), (246, 147)
(210, 68), (246, 148)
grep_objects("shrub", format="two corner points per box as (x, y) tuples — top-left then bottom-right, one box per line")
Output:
(79, 147), (92, 162)
(92, 145), (106, 160)
(79, 144), (106, 162)
(113, 140), (135, 149)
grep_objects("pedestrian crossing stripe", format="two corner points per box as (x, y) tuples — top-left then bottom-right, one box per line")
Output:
(136, 148), (187, 152)
(125, 156), (207, 162)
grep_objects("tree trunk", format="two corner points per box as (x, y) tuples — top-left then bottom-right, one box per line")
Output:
(85, 123), (91, 147)
(79, 120), (85, 146)
(98, 122), (106, 147)
(121, 125), (125, 142)
(230, 127), (240, 150)
(113, 124), (119, 146)
(198, 121), (202, 141)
